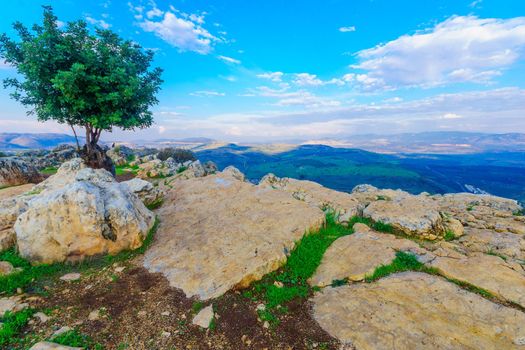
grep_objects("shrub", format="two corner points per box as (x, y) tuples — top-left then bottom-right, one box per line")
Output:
(157, 148), (196, 163)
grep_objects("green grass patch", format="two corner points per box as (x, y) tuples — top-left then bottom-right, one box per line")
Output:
(257, 309), (280, 327)
(115, 163), (139, 176)
(371, 221), (394, 233)
(365, 251), (438, 283)
(0, 218), (159, 295)
(51, 329), (103, 349)
(443, 230), (456, 242)
(176, 166), (188, 174)
(146, 198), (164, 210)
(191, 301), (204, 314)
(40, 166), (58, 175)
(0, 308), (35, 347)
(513, 209), (525, 216)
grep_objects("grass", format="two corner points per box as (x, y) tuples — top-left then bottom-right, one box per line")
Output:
(513, 209), (525, 216)
(40, 166), (58, 175)
(0, 218), (159, 295)
(146, 198), (164, 210)
(486, 248), (508, 261)
(0, 308), (35, 347)
(191, 301), (204, 314)
(51, 329), (104, 349)
(115, 163), (139, 176)
(443, 229), (456, 241)
(176, 166), (188, 174)
(365, 251), (438, 283)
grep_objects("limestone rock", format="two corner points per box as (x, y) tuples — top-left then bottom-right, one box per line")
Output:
(29, 342), (82, 350)
(309, 224), (425, 286)
(0, 158), (43, 187)
(222, 166), (245, 181)
(0, 296), (28, 317)
(458, 227), (525, 260)
(60, 273), (81, 282)
(312, 272), (525, 349)
(121, 178), (162, 206)
(0, 193), (31, 251)
(430, 253), (525, 307)
(144, 172), (325, 300)
(259, 173), (360, 223)
(192, 305), (214, 328)
(107, 145), (134, 166)
(14, 160), (154, 264)
(0, 261), (21, 276)
(0, 183), (34, 201)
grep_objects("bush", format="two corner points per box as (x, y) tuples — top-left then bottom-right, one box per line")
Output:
(157, 148), (196, 163)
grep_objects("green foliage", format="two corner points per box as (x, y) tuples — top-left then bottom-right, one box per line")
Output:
(191, 301), (204, 314)
(257, 309), (280, 327)
(51, 329), (102, 348)
(0, 308), (35, 346)
(443, 230), (456, 242)
(365, 251), (438, 282)
(0, 218), (159, 295)
(157, 148), (196, 162)
(115, 163), (139, 176)
(176, 166), (188, 174)
(513, 209), (525, 216)
(40, 166), (58, 175)
(146, 198), (164, 210)
(371, 221), (394, 233)
(0, 6), (162, 153)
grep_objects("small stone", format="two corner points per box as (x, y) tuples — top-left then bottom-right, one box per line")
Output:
(16, 288), (23, 294)
(29, 341), (82, 350)
(0, 296), (28, 317)
(88, 309), (100, 321)
(161, 311), (170, 316)
(192, 305), (214, 329)
(137, 311), (147, 317)
(256, 304), (266, 311)
(33, 312), (50, 323)
(514, 337), (525, 345)
(0, 261), (21, 276)
(52, 326), (71, 337)
(161, 331), (171, 337)
(273, 281), (284, 288)
(114, 266), (125, 273)
(60, 273), (81, 282)
(263, 321), (269, 329)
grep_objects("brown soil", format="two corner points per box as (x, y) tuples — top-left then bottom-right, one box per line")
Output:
(26, 258), (339, 350)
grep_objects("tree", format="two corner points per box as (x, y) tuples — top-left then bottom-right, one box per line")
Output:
(0, 6), (163, 172)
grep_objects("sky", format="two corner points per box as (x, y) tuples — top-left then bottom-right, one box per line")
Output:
(0, 0), (524, 142)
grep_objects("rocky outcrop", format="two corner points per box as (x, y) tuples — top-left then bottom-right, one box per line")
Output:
(13, 159), (155, 264)
(144, 169), (325, 300)
(0, 157), (43, 187)
(313, 272), (525, 349)
(107, 145), (134, 166)
(259, 173), (360, 224)
(309, 223), (427, 286)
(29, 342), (82, 350)
(121, 178), (163, 207)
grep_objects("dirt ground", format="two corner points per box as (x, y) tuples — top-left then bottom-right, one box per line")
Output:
(26, 256), (339, 350)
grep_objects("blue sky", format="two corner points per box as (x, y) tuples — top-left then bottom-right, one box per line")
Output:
(1, 0), (525, 142)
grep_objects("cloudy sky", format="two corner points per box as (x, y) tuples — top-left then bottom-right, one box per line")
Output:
(0, 0), (524, 142)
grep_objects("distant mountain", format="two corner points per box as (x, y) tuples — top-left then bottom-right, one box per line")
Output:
(0, 133), (83, 150)
(304, 132), (525, 154)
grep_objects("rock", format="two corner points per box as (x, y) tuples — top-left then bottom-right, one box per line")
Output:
(121, 178), (162, 206)
(362, 192), (444, 238)
(0, 261), (22, 276)
(192, 305), (214, 328)
(52, 326), (72, 337)
(203, 161), (218, 174)
(430, 253), (525, 307)
(33, 312), (50, 323)
(0, 183), (34, 201)
(88, 309), (101, 321)
(0, 157), (43, 188)
(259, 173), (360, 223)
(222, 166), (245, 181)
(312, 272), (525, 349)
(309, 224), (425, 286)
(29, 342), (82, 350)
(14, 159), (155, 264)
(443, 217), (464, 238)
(107, 145), (134, 166)
(458, 228), (525, 260)
(144, 172), (325, 300)
(0, 296), (28, 317)
(60, 273), (81, 282)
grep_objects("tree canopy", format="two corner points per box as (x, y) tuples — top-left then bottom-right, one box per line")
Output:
(0, 6), (163, 168)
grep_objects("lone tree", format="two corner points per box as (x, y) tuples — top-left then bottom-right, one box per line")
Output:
(0, 6), (163, 172)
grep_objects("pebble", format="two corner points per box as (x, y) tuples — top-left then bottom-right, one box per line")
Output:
(60, 273), (81, 282)
(162, 331), (171, 337)
(33, 312), (50, 323)
(53, 326), (71, 337)
(161, 311), (170, 316)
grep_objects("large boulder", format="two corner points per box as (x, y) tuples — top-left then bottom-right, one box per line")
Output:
(121, 178), (163, 207)
(0, 158), (43, 188)
(312, 272), (525, 349)
(13, 159), (155, 264)
(259, 173), (360, 224)
(144, 169), (325, 300)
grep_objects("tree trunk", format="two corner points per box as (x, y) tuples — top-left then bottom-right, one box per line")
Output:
(81, 126), (115, 176)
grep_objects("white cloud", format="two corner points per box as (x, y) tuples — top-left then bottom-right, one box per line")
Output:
(134, 5), (219, 54)
(256, 72), (284, 82)
(217, 55), (241, 64)
(190, 90), (226, 97)
(353, 16), (525, 89)
(339, 26), (356, 33)
(470, 0), (482, 8)
(85, 16), (111, 29)
(441, 113), (463, 119)
(256, 86), (341, 108)
(293, 73), (324, 86)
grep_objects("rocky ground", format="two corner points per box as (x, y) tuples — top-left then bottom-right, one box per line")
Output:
(0, 150), (525, 349)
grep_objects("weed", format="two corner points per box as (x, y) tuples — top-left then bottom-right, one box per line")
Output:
(330, 278), (348, 287)
(257, 309), (280, 327)
(376, 195), (389, 201)
(146, 198), (164, 210)
(51, 329), (104, 349)
(176, 166), (188, 174)
(191, 301), (204, 314)
(115, 163), (139, 176)
(0, 308), (35, 346)
(486, 249), (508, 261)
(444, 277), (495, 299)
(40, 166), (58, 175)
(372, 221), (394, 233)
(365, 251), (438, 282)
(513, 209), (525, 216)
(443, 230), (456, 242)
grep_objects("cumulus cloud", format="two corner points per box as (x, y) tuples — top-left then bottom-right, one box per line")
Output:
(353, 16), (525, 89)
(85, 16), (111, 29)
(256, 86), (341, 108)
(132, 3), (219, 54)
(256, 72), (284, 82)
(217, 55), (241, 64)
(339, 26), (356, 32)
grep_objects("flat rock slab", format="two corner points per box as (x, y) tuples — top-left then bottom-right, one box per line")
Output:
(312, 272), (525, 350)
(309, 224), (424, 286)
(430, 253), (525, 307)
(29, 342), (82, 350)
(144, 172), (325, 300)
(0, 183), (34, 201)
